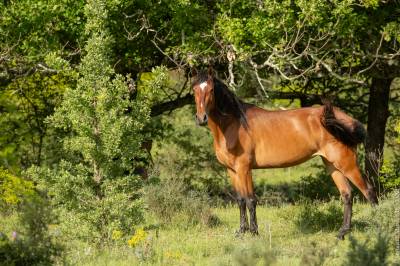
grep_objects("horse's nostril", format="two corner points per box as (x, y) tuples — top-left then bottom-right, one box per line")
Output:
(195, 113), (208, 125)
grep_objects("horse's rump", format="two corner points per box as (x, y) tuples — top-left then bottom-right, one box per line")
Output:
(321, 101), (366, 147)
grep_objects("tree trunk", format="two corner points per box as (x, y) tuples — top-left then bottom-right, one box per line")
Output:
(364, 77), (392, 195)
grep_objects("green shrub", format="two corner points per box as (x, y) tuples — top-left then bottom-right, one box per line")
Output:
(343, 231), (391, 266)
(339, 192), (399, 266)
(357, 191), (399, 245)
(298, 170), (340, 201)
(294, 199), (343, 233)
(379, 120), (400, 192)
(380, 157), (400, 191)
(26, 164), (144, 243)
(256, 169), (341, 206)
(0, 195), (62, 265)
(144, 177), (220, 227)
(152, 106), (230, 201)
(0, 168), (35, 212)
(300, 241), (331, 266)
(233, 242), (276, 266)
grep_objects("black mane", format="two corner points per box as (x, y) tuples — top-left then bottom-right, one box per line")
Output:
(193, 72), (248, 128)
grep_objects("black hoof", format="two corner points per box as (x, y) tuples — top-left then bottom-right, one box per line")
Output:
(250, 230), (259, 236)
(337, 227), (351, 240)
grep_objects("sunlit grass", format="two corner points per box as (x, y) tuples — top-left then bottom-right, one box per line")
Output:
(65, 199), (387, 266)
(253, 157), (322, 186)
(1, 193), (396, 266)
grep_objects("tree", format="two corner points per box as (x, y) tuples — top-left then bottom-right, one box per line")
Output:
(212, 0), (400, 191)
(30, 0), (152, 240)
(0, 0), (84, 171)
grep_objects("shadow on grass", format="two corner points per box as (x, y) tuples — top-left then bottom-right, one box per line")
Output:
(255, 169), (340, 206)
(294, 201), (343, 233)
(255, 168), (367, 207)
(293, 200), (370, 234)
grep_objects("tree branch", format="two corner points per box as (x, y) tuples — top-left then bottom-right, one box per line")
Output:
(150, 93), (193, 117)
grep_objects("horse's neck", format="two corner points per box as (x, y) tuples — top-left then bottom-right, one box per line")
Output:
(207, 114), (223, 141)
(207, 112), (238, 144)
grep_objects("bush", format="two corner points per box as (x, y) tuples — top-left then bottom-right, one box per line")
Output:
(294, 199), (343, 233)
(0, 195), (63, 265)
(343, 192), (398, 265)
(300, 241), (330, 266)
(297, 170), (340, 201)
(26, 164), (144, 243)
(256, 169), (341, 206)
(152, 106), (230, 201)
(380, 157), (400, 191)
(144, 176), (220, 227)
(0, 168), (35, 212)
(343, 231), (392, 266)
(379, 120), (400, 192)
(233, 242), (276, 266)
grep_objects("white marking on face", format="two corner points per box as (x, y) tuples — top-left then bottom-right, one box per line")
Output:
(199, 82), (207, 91)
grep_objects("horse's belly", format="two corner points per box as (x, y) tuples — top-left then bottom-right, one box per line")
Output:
(253, 141), (318, 168)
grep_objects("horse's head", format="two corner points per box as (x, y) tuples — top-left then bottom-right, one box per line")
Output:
(192, 68), (215, 126)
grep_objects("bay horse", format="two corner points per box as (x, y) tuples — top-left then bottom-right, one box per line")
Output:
(192, 69), (378, 240)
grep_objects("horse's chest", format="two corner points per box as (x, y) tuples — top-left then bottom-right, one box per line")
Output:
(213, 142), (235, 168)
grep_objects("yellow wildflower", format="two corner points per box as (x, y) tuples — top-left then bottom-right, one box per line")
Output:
(127, 228), (147, 248)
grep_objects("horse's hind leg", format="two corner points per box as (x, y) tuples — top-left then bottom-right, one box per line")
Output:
(323, 160), (353, 240)
(341, 165), (378, 205)
(228, 169), (249, 234)
(323, 145), (378, 205)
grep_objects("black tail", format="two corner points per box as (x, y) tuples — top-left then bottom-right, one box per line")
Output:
(321, 101), (366, 147)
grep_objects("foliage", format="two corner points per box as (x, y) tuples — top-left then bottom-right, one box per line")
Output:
(0, 168), (35, 211)
(128, 228), (155, 262)
(0, 0), (398, 263)
(294, 199), (343, 233)
(255, 167), (341, 206)
(25, 0), (151, 242)
(380, 159), (400, 191)
(152, 105), (230, 200)
(379, 120), (400, 191)
(300, 241), (330, 266)
(344, 231), (392, 266)
(341, 191), (400, 266)
(233, 242), (276, 266)
(0, 195), (62, 265)
(0, 72), (71, 171)
(144, 176), (219, 227)
(298, 170), (340, 201)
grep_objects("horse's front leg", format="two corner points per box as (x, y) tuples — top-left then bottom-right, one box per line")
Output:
(237, 195), (249, 233)
(228, 166), (258, 235)
(246, 195), (258, 235)
(241, 168), (258, 235)
(228, 169), (249, 234)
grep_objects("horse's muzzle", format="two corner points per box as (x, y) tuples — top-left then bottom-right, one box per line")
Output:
(195, 114), (208, 126)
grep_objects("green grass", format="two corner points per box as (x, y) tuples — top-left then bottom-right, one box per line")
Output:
(60, 196), (396, 266)
(1, 193), (397, 265)
(253, 157), (322, 185)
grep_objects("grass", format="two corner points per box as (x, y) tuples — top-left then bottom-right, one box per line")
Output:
(61, 196), (397, 266)
(1, 188), (397, 265)
(253, 157), (322, 185)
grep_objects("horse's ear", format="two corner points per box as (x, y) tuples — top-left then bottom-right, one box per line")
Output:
(207, 66), (214, 80)
(191, 67), (198, 78)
